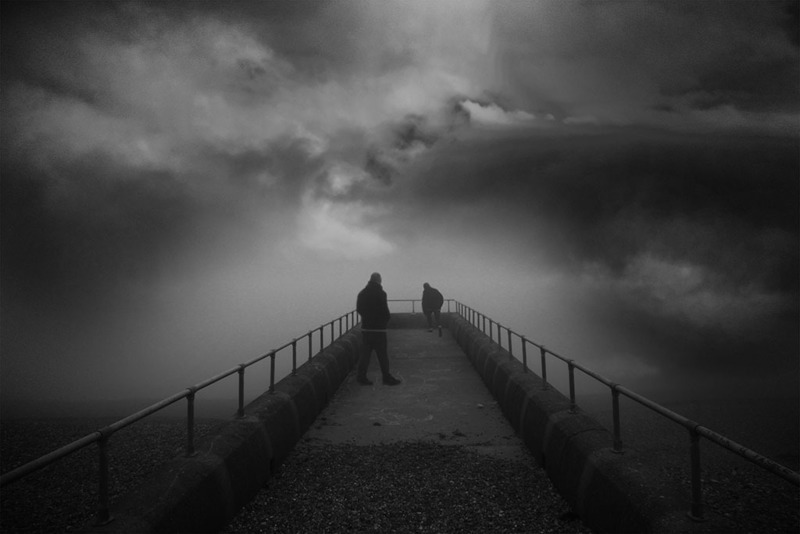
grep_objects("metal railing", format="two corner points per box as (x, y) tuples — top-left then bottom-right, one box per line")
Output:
(387, 298), (453, 314)
(0, 309), (360, 525)
(454, 300), (800, 521)
(6, 297), (795, 526)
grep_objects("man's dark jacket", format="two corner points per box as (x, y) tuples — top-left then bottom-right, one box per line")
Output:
(422, 286), (444, 313)
(357, 281), (391, 329)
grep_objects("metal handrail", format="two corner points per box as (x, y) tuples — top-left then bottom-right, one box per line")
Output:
(7, 297), (794, 527)
(387, 298), (453, 314)
(0, 309), (361, 525)
(453, 301), (800, 521)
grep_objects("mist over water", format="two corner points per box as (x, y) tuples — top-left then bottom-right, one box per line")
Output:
(1, 0), (797, 440)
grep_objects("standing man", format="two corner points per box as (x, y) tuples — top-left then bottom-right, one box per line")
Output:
(422, 282), (444, 332)
(356, 272), (401, 386)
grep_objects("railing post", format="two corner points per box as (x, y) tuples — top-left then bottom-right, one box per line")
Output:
(330, 321), (334, 344)
(611, 386), (623, 453)
(507, 330), (513, 358)
(497, 322), (501, 347)
(318, 327), (323, 352)
(308, 331), (313, 361)
(237, 365), (246, 417)
(540, 346), (548, 389)
(488, 319), (493, 341)
(95, 433), (112, 526)
(291, 339), (297, 375)
(186, 389), (196, 457)
(269, 350), (276, 393)
(568, 361), (577, 412)
(522, 337), (528, 373)
(688, 427), (706, 521)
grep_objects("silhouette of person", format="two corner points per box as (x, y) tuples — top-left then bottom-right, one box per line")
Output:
(356, 272), (401, 386)
(421, 282), (444, 332)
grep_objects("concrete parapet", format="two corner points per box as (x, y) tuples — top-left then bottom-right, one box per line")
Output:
(86, 330), (362, 534)
(443, 313), (687, 534)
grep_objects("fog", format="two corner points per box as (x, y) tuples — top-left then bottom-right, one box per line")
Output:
(2, 1), (798, 418)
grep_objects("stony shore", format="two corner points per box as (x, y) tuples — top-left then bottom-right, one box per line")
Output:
(1, 401), (797, 533)
(224, 439), (590, 534)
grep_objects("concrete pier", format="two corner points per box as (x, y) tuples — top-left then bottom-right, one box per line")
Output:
(301, 323), (532, 460)
(225, 315), (588, 532)
(89, 313), (691, 533)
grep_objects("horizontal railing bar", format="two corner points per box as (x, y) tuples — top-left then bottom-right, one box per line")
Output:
(695, 425), (800, 486)
(0, 432), (102, 486)
(387, 298), (456, 306)
(100, 390), (192, 435)
(1, 308), (363, 491)
(242, 351), (273, 368)
(190, 366), (241, 392)
(571, 360), (615, 388)
(615, 385), (696, 429)
(455, 300), (800, 494)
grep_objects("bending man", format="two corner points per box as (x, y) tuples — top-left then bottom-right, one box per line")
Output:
(421, 282), (444, 332)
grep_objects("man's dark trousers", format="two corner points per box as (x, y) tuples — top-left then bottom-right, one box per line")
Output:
(358, 331), (391, 379)
(424, 309), (441, 329)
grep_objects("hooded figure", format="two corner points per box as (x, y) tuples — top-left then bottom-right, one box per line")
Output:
(356, 273), (401, 385)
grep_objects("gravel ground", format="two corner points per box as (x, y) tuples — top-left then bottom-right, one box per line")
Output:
(1, 401), (797, 534)
(224, 439), (590, 534)
(0, 418), (225, 534)
(584, 396), (800, 534)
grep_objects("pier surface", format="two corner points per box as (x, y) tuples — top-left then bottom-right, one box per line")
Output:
(225, 320), (590, 533)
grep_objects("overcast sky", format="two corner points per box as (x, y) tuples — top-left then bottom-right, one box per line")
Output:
(2, 0), (798, 413)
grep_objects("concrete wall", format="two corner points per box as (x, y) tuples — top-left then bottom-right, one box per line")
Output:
(444, 313), (690, 534)
(87, 330), (363, 534)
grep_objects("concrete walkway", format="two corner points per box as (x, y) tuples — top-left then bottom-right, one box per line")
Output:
(302, 324), (532, 462)
(224, 319), (592, 532)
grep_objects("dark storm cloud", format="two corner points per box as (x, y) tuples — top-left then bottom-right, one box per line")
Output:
(491, 1), (800, 126)
(1, 0), (798, 407)
(402, 127), (798, 283)
(0, 157), (193, 300)
(388, 126), (799, 381)
(363, 115), (442, 185)
(657, 0), (800, 114)
(0, 0), (321, 300)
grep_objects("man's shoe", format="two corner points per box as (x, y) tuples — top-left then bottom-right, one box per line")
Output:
(382, 375), (401, 386)
(357, 377), (373, 385)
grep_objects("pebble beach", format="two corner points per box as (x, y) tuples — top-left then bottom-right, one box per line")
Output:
(1, 395), (797, 533)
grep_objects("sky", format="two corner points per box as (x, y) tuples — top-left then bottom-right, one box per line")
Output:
(2, 0), (798, 415)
